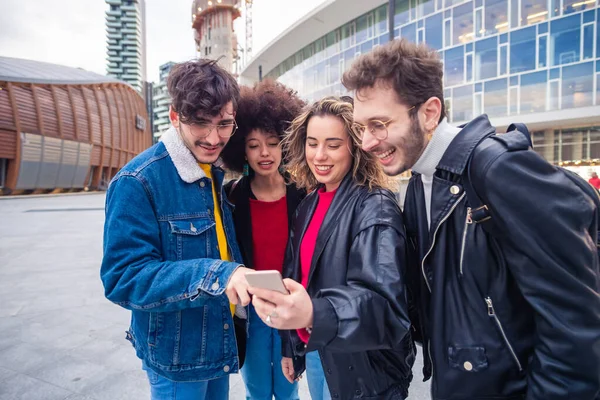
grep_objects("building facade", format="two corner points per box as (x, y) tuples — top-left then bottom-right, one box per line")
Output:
(241, 0), (600, 172)
(191, 0), (241, 72)
(152, 62), (175, 142)
(105, 0), (148, 94)
(0, 57), (151, 195)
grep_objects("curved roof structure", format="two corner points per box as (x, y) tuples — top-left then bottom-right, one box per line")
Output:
(0, 56), (123, 86)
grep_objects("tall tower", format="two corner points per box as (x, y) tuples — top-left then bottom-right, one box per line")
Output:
(105, 0), (147, 94)
(191, 0), (241, 73)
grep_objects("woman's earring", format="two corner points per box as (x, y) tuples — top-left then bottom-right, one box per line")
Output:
(243, 162), (249, 176)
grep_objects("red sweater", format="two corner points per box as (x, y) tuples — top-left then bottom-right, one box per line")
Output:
(249, 196), (288, 273)
(297, 187), (337, 343)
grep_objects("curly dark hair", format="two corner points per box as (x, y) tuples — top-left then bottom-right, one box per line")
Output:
(342, 39), (445, 122)
(221, 79), (305, 173)
(167, 59), (240, 123)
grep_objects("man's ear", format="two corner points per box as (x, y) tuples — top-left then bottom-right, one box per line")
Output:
(169, 105), (179, 128)
(421, 96), (442, 131)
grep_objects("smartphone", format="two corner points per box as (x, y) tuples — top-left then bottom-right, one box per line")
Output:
(245, 270), (288, 294)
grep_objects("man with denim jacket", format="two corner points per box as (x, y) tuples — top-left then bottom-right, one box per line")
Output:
(101, 59), (253, 400)
(344, 39), (600, 400)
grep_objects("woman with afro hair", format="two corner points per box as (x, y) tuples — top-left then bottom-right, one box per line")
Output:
(222, 79), (305, 400)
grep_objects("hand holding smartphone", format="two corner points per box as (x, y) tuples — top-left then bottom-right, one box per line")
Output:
(245, 270), (288, 294)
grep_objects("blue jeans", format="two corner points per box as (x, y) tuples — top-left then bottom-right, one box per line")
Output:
(241, 305), (299, 400)
(143, 362), (229, 400)
(306, 351), (331, 400)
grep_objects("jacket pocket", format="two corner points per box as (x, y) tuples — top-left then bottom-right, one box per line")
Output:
(448, 345), (488, 372)
(485, 297), (523, 371)
(168, 217), (215, 260)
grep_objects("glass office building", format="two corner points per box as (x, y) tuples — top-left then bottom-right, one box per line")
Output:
(241, 0), (600, 167)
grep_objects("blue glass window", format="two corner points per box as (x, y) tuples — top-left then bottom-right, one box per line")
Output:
(510, 75), (519, 86)
(466, 53), (473, 81)
(401, 23), (417, 43)
(521, 0), (548, 25)
(484, 78), (508, 116)
(485, 0), (508, 35)
(453, 2), (474, 45)
(445, 88), (451, 98)
(597, 11), (600, 58)
(418, 29), (424, 43)
(356, 14), (370, 44)
(425, 13), (444, 50)
(563, 0), (596, 15)
(510, 27), (536, 73)
(583, 24), (594, 60)
(500, 33), (508, 44)
(499, 45), (508, 75)
(597, 61), (600, 72)
(476, 0), (483, 6)
(510, 0), (519, 27)
(538, 35), (548, 68)
(361, 40), (373, 54)
(379, 33), (390, 46)
(453, 85), (474, 122)
(475, 82), (483, 92)
(417, 0), (436, 18)
(538, 22), (548, 34)
(550, 67), (560, 79)
(445, 46), (465, 86)
(583, 10), (595, 23)
(475, 37), (497, 80)
(550, 15), (581, 66)
(394, 28), (400, 39)
(561, 62), (594, 108)
(520, 71), (547, 113)
(395, 0), (410, 27)
(418, 19), (424, 29)
(466, 42), (473, 52)
(445, 19), (452, 47)
(445, 9), (452, 18)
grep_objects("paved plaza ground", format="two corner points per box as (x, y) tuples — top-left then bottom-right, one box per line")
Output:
(0, 192), (430, 400)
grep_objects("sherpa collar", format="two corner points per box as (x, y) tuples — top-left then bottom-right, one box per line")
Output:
(160, 126), (207, 183)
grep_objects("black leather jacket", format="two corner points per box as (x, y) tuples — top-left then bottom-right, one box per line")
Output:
(404, 115), (600, 400)
(281, 174), (415, 400)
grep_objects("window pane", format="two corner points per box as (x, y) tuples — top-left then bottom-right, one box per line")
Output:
(583, 24), (594, 60)
(590, 127), (600, 159)
(453, 2), (474, 44)
(356, 15), (369, 43)
(561, 62), (594, 109)
(401, 22), (417, 43)
(510, 0), (519, 27)
(445, 19), (452, 47)
(499, 45), (508, 75)
(484, 0), (509, 35)
(510, 86), (519, 114)
(453, 84), (474, 121)
(484, 78), (508, 116)
(538, 35), (547, 68)
(376, 6), (388, 35)
(597, 74), (600, 106)
(510, 27), (536, 73)
(520, 71), (547, 113)
(563, 0), (596, 14)
(341, 23), (355, 50)
(475, 8), (483, 38)
(425, 13), (444, 50)
(521, 0), (549, 26)
(445, 46), (465, 86)
(474, 92), (483, 115)
(417, 0), (436, 18)
(466, 53), (473, 81)
(395, 0), (410, 27)
(561, 129), (586, 162)
(549, 80), (559, 110)
(550, 14), (581, 66)
(475, 37), (498, 80)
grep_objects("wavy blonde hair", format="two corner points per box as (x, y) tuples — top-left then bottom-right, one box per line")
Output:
(282, 96), (388, 191)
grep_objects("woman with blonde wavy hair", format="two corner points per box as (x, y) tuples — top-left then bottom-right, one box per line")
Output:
(247, 97), (416, 400)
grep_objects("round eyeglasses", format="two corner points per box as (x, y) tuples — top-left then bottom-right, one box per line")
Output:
(183, 118), (238, 139)
(352, 106), (415, 141)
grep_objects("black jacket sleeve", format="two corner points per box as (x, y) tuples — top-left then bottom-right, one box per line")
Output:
(307, 193), (412, 353)
(473, 145), (600, 400)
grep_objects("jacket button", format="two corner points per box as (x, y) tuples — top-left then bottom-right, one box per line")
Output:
(211, 282), (219, 291)
(223, 365), (230, 372)
(463, 361), (473, 371)
(327, 368), (332, 374)
(348, 365), (353, 371)
(355, 389), (362, 395)
(224, 323), (229, 330)
(200, 181), (206, 188)
(450, 185), (461, 195)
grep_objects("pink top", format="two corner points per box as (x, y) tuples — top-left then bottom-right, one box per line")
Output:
(297, 187), (337, 343)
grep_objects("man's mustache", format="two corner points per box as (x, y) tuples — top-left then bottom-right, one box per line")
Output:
(194, 140), (225, 148)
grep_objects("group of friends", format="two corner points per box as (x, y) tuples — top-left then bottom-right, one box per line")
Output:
(100, 39), (600, 400)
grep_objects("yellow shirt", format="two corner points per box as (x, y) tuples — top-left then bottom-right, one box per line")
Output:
(199, 163), (235, 316)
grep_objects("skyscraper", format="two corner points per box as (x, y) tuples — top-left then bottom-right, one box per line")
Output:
(105, 0), (147, 94)
(152, 62), (176, 142)
(191, 0), (241, 72)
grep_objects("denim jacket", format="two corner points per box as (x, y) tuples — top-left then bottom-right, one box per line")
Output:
(101, 126), (244, 382)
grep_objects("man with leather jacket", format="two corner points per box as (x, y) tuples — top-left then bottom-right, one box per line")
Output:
(343, 39), (600, 400)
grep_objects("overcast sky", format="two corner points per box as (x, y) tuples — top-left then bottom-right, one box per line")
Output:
(0, 0), (325, 82)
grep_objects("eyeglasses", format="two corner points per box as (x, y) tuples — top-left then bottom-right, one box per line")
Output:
(352, 106), (415, 141)
(181, 116), (238, 139)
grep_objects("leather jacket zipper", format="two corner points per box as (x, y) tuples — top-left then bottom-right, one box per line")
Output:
(459, 207), (472, 276)
(485, 297), (523, 371)
(421, 193), (466, 292)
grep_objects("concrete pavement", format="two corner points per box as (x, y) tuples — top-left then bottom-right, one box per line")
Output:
(0, 193), (430, 399)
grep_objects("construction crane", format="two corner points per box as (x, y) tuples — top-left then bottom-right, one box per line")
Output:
(245, 0), (253, 61)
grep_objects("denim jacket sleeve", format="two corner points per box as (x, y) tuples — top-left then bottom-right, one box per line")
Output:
(100, 174), (242, 312)
(472, 147), (600, 400)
